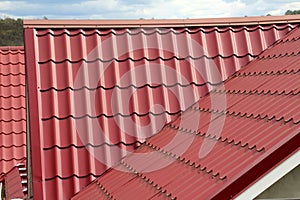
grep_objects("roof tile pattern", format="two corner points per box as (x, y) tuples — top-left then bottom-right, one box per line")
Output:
(0, 162), (27, 199)
(24, 19), (297, 199)
(72, 26), (300, 199)
(0, 46), (26, 177)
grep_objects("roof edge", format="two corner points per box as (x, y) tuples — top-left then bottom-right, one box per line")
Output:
(0, 46), (24, 50)
(23, 15), (300, 28)
(211, 130), (300, 199)
(235, 149), (300, 200)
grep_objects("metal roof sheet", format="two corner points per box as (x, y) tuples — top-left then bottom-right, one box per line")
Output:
(0, 46), (26, 176)
(0, 162), (27, 199)
(72, 26), (300, 199)
(24, 17), (299, 199)
(23, 15), (300, 28)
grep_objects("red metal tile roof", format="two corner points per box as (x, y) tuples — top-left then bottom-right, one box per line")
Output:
(0, 46), (26, 176)
(72, 26), (300, 200)
(23, 16), (300, 199)
(0, 162), (27, 199)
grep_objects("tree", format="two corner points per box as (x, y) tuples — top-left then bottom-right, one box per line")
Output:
(285, 10), (300, 15)
(0, 17), (23, 46)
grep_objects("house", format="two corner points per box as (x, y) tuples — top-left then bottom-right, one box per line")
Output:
(0, 15), (294, 199)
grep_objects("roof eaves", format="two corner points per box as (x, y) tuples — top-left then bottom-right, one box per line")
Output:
(23, 15), (300, 28)
(235, 149), (300, 200)
(211, 131), (300, 199)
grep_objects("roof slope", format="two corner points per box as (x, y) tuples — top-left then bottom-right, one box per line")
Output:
(0, 162), (27, 199)
(72, 26), (300, 199)
(0, 46), (26, 176)
(23, 16), (299, 199)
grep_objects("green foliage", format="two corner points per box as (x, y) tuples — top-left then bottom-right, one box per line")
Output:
(285, 10), (300, 15)
(0, 17), (23, 46)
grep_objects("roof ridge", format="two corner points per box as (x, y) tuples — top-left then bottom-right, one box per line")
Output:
(24, 15), (300, 28)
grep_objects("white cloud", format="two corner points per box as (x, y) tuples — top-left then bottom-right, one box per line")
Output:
(247, 0), (300, 15)
(114, 0), (248, 19)
(73, 0), (119, 11)
(0, 1), (17, 11)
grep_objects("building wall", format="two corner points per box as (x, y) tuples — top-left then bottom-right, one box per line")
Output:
(255, 165), (300, 199)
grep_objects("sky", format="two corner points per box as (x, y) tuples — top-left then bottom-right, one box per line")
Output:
(0, 0), (300, 19)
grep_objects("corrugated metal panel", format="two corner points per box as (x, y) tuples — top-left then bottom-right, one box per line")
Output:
(23, 18), (298, 199)
(0, 46), (26, 176)
(72, 27), (300, 199)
